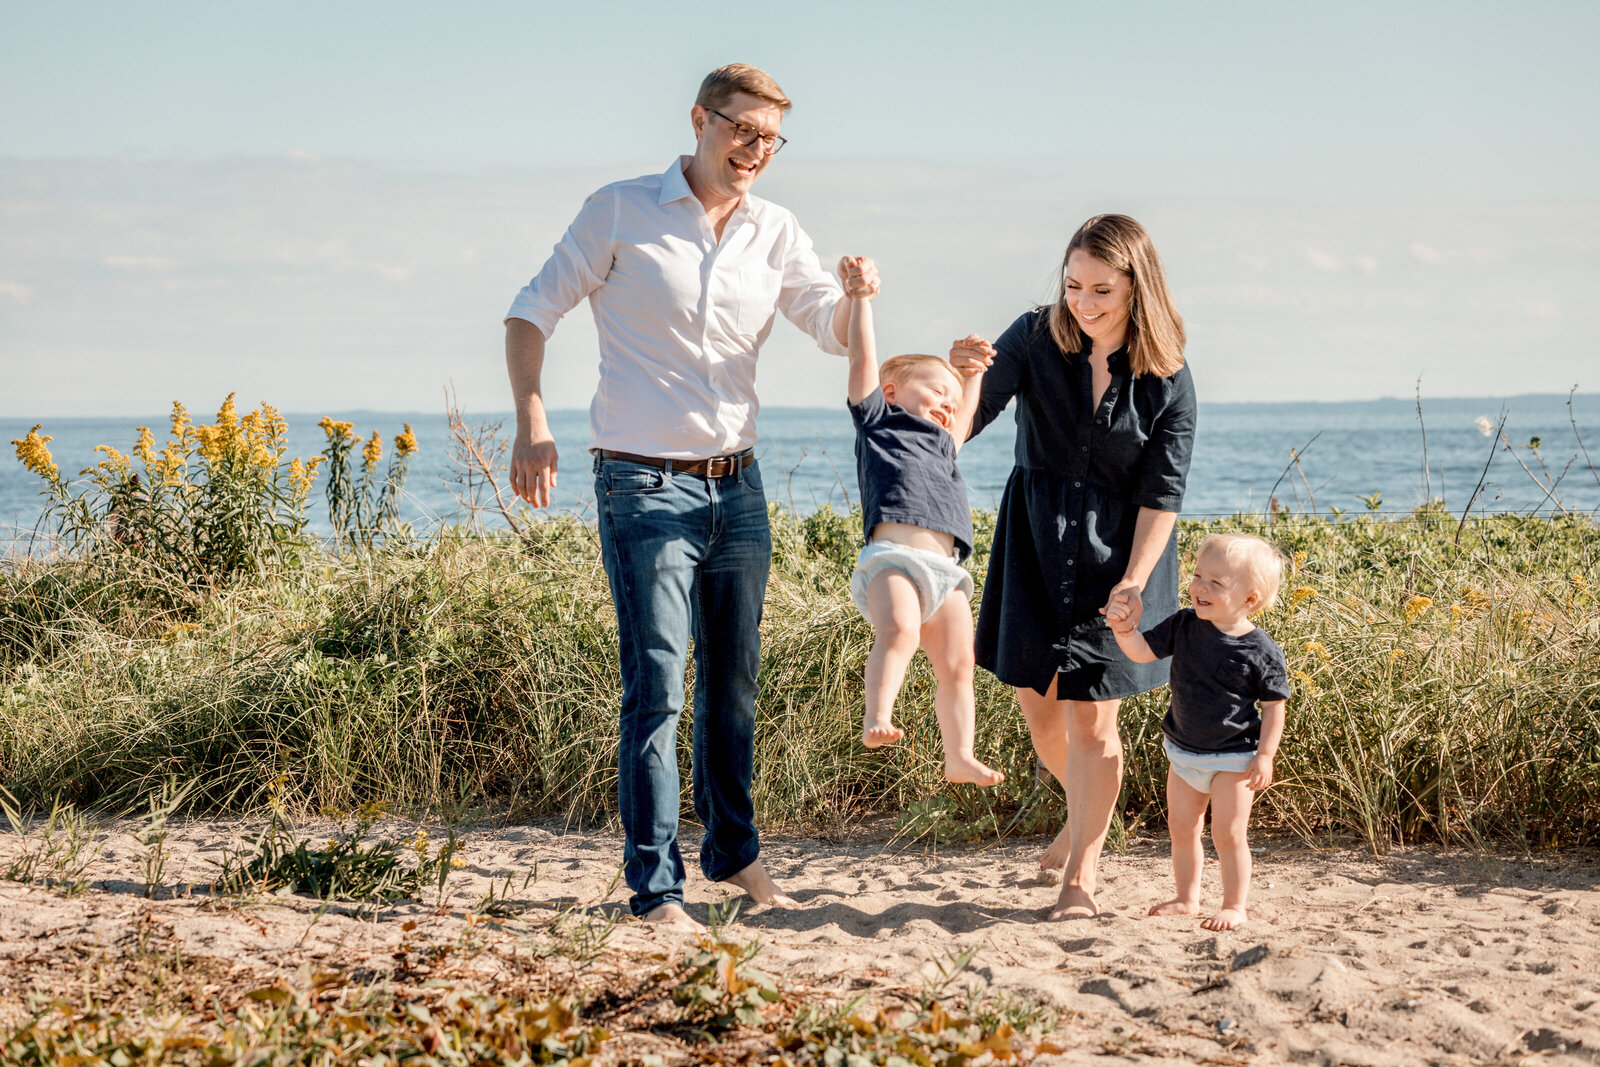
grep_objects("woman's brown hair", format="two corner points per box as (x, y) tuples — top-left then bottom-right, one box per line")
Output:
(1047, 214), (1185, 378)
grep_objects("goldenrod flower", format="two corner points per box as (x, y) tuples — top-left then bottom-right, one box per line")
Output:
(1293, 549), (1307, 567)
(1388, 648), (1404, 663)
(1291, 668), (1318, 696)
(1303, 640), (1329, 664)
(1403, 595), (1433, 622)
(12, 425), (59, 481)
(194, 424), (225, 464)
(319, 416), (356, 442)
(413, 829), (430, 858)
(395, 422), (418, 457)
(158, 441), (187, 486)
(133, 426), (156, 466)
(169, 401), (194, 443)
(93, 445), (131, 479)
(1289, 586), (1317, 608)
(449, 856), (466, 869)
(249, 444), (275, 470)
(362, 430), (382, 467)
(215, 393), (240, 443)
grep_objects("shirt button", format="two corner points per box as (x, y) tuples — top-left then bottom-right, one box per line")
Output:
(1071, 520), (1078, 526)
(1067, 559), (1075, 566)
(1074, 481), (1081, 488)
(1081, 445), (1088, 452)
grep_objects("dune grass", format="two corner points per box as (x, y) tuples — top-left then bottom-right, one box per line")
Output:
(1, 503), (1597, 852)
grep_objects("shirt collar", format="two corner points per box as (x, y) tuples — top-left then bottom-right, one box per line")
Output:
(1107, 346), (1131, 375)
(659, 156), (697, 205)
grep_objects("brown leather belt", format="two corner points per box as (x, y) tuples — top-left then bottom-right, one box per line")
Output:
(596, 448), (754, 478)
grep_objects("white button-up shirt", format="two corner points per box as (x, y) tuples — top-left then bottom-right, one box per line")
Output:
(506, 156), (847, 460)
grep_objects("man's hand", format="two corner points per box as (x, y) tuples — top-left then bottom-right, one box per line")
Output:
(837, 255), (880, 299)
(510, 434), (559, 508)
(948, 334), (995, 379)
(1245, 754), (1275, 791)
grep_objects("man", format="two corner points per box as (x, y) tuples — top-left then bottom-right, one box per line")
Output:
(504, 64), (878, 930)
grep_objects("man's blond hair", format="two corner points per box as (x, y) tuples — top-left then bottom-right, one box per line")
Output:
(696, 64), (791, 113)
(1197, 533), (1285, 613)
(879, 353), (961, 391)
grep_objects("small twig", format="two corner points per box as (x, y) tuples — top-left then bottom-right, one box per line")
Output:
(1414, 376), (1431, 503)
(1456, 409), (1507, 547)
(1266, 432), (1322, 513)
(1498, 428), (1567, 516)
(1567, 385), (1600, 503)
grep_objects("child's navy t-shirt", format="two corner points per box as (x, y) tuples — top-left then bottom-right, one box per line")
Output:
(1142, 608), (1291, 753)
(849, 387), (973, 562)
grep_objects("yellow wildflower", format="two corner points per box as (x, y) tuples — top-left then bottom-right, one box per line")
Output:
(1289, 586), (1317, 608)
(249, 444), (275, 470)
(413, 829), (430, 858)
(395, 422), (418, 457)
(362, 430), (382, 467)
(133, 426), (156, 466)
(215, 393), (240, 443)
(319, 416), (356, 442)
(169, 401), (194, 443)
(1291, 668), (1318, 696)
(160, 621), (202, 643)
(158, 441), (187, 485)
(12, 425), (59, 482)
(1293, 549), (1307, 567)
(1573, 573), (1590, 594)
(1403, 595), (1433, 622)
(194, 424), (225, 464)
(1449, 604), (1465, 628)
(1388, 648), (1404, 663)
(1303, 640), (1330, 664)
(93, 444), (131, 479)
(450, 856), (466, 869)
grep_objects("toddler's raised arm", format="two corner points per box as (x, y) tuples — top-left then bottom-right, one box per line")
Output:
(842, 256), (878, 405)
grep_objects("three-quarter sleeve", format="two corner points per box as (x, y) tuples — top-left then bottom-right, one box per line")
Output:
(777, 218), (847, 356)
(968, 312), (1035, 441)
(1131, 363), (1196, 512)
(505, 187), (617, 338)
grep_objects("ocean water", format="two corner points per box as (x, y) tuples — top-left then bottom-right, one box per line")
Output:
(4, 394), (1598, 550)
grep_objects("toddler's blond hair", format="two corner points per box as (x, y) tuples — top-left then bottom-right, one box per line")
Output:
(1197, 533), (1285, 613)
(879, 353), (961, 390)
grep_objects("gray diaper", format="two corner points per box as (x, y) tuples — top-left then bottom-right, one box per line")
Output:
(849, 541), (974, 624)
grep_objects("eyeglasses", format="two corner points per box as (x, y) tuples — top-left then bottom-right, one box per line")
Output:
(708, 109), (787, 155)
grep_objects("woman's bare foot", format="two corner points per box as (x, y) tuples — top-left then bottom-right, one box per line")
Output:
(1201, 907), (1248, 931)
(1147, 898), (1201, 917)
(944, 754), (1005, 786)
(1046, 883), (1099, 921)
(862, 712), (904, 748)
(642, 902), (704, 933)
(1038, 821), (1071, 878)
(721, 859), (798, 908)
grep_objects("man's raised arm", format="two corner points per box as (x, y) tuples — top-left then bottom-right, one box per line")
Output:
(506, 318), (559, 508)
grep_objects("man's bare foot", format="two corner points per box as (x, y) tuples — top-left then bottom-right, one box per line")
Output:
(1147, 898), (1201, 917)
(1046, 883), (1099, 921)
(1201, 907), (1248, 931)
(722, 859), (798, 908)
(944, 754), (1005, 787)
(642, 902), (704, 933)
(1038, 821), (1071, 879)
(862, 713), (904, 749)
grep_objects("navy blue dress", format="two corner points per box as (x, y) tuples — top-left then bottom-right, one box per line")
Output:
(967, 309), (1197, 700)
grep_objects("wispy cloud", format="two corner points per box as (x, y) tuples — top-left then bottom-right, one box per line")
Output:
(0, 280), (36, 303)
(102, 254), (178, 270)
(1410, 242), (1446, 264)
(1356, 256), (1378, 273)
(1305, 246), (1341, 271)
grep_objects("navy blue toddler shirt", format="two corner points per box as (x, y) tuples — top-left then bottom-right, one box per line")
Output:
(1143, 609), (1291, 754)
(849, 387), (973, 562)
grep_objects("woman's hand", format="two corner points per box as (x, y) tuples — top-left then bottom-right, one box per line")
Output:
(948, 334), (995, 379)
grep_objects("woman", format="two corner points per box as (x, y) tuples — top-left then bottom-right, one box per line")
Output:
(950, 215), (1195, 921)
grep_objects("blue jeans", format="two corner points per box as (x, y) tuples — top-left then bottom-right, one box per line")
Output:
(594, 454), (771, 917)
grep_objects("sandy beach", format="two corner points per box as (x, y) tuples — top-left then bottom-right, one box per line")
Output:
(3, 818), (1599, 1065)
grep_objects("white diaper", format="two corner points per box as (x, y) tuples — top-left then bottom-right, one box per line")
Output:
(1163, 737), (1256, 794)
(849, 541), (974, 624)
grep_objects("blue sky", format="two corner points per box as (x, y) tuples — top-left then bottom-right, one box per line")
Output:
(2, 0), (1596, 417)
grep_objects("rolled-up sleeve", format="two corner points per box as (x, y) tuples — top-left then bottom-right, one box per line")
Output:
(505, 188), (616, 338)
(1132, 364), (1196, 512)
(777, 220), (847, 356)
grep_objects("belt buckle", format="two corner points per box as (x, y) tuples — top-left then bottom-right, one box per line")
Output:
(706, 455), (732, 478)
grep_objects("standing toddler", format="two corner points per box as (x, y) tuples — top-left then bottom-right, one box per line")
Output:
(1106, 533), (1289, 929)
(841, 257), (1003, 786)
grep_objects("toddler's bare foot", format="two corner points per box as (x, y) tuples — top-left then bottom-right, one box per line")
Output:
(1046, 883), (1099, 921)
(1201, 907), (1248, 931)
(1147, 898), (1201, 917)
(1038, 821), (1071, 878)
(862, 712), (904, 749)
(642, 902), (704, 933)
(944, 754), (1005, 787)
(721, 859), (798, 909)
